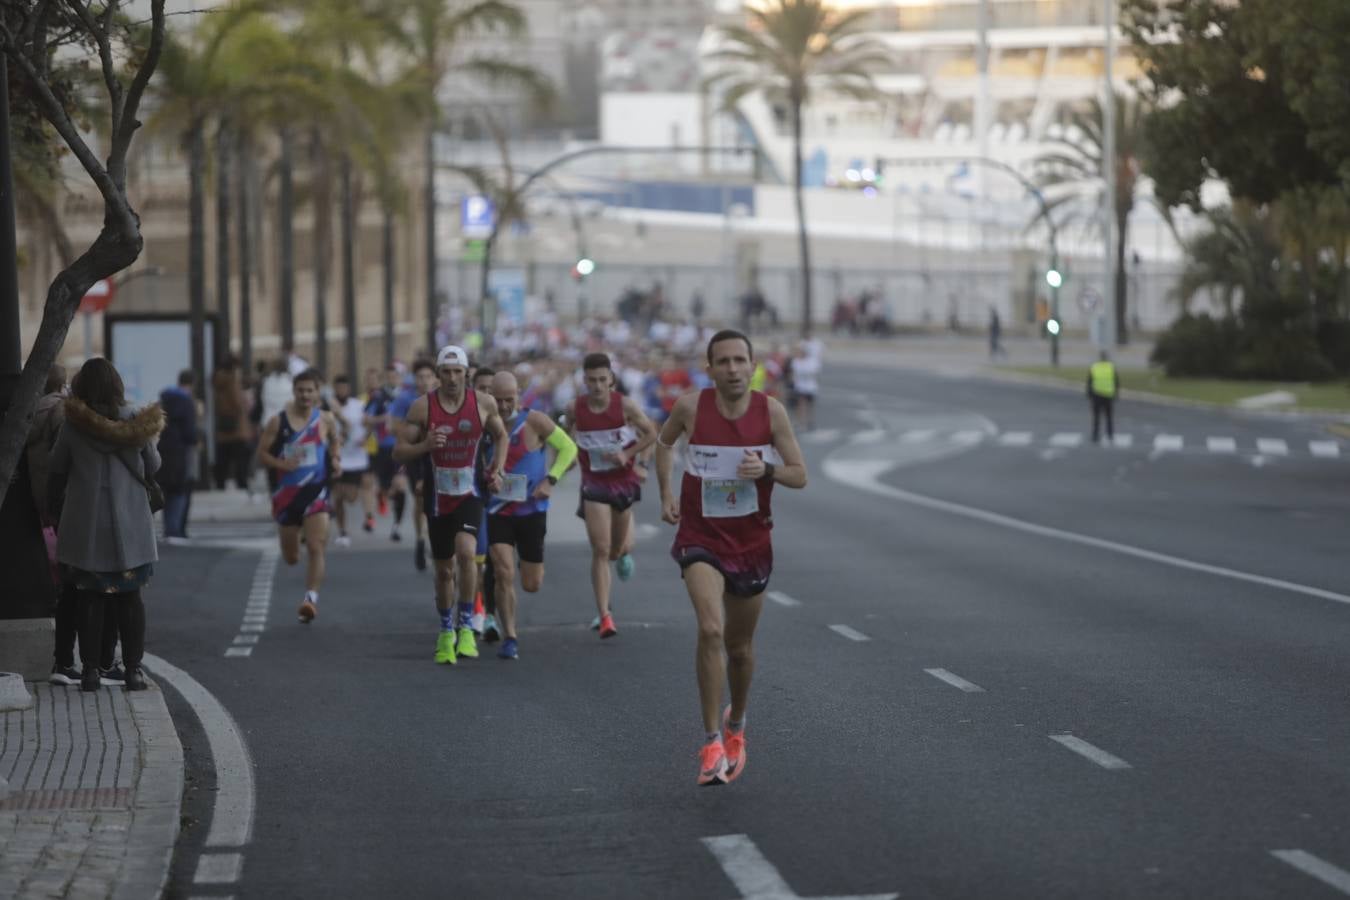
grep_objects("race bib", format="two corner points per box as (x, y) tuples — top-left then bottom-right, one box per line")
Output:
(496, 472), (529, 503)
(586, 445), (621, 472)
(701, 478), (758, 518)
(286, 442), (319, 467)
(434, 466), (475, 496)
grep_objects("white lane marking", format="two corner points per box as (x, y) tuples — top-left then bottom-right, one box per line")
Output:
(702, 834), (898, 900)
(239, 624), (265, 633)
(828, 624), (870, 642)
(1271, 850), (1350, 895)
(1112, 434), (1133, 449)
(1049, 432), (1082, 448)
(901, 429), (935, 444)
(1207, 437), (1237, 454)
(801, 428), (841, 443)
(232, 635), (259, 645)
(924, 668), (986, 693)
(767, 591), (801, 607)
(242, 615), (268, 624)
(849, 430), (886, 445)
(1049, 734), (1132, 770)
(998, 431), (1033, 446)
(821, 457), (1350, 608)
(950, 430), (985, 445)
(193, 852), (243, 884)
(244, 603), (270, 612)
(1154, 434), (1183, 452)
(145, 654), (255, 849)
(223, 647), (252, 658)
(1257, 438), (1288, 456)
(1310, 440), (1341, 459)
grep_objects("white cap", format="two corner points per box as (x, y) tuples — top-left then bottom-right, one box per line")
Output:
(436, 345), (469, 369)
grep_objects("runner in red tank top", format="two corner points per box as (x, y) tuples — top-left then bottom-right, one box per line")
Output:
(655, 329), (806, 786)
(565, 352), (658, 639)
(394, 345), (508, 666)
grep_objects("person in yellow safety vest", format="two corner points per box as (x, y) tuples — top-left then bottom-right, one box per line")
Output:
(749, 361), (768, 392)
(1086, 351), (1119, 445)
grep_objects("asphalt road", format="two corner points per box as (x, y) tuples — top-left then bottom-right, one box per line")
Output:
(150, 361), (1350, 899)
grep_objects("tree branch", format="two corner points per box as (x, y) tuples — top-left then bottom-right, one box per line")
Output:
(110, 0), (166, 187)
(66, 0), (124, 138)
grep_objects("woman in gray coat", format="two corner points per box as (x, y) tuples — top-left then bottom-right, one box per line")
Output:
(48, 358), (165, 692)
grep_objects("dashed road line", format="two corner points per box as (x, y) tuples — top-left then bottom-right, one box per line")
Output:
(193, 852), (244, 885)
(828, 624), (870, 642)
(1310, 440), (1341, 459)
(923, 668), (986, 693)
(901, 429), (935, 444)
(1206, 437), (1237, 454)
(1153, 434), (1183, 452)
(767, 591), (801, 607)
(1257, 438), (1289, 456)
(998, 431), (1033, 446)
(1049, 432), (1082, 448)
(702, 833), (897, 900)
(1271, 850), (1350, 895)
(950, 430), (985, 445)
(223, 647), (252, 658)
(1049, 734), (1132, 770)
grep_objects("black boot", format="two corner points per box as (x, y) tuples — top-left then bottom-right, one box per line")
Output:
(124, 668), (147, 691)
(81, 666), (101, 692)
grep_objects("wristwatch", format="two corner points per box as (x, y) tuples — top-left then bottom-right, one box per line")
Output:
(546, 475), (558, 486)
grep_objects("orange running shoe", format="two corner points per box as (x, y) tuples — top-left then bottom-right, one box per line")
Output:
(599, 614), (617, 639)
(698, 739), (728, 786)
(721, 706), (746, 783)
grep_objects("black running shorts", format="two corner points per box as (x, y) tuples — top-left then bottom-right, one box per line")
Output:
(427, 497), (483, 561)
(487, 511), (547, 564)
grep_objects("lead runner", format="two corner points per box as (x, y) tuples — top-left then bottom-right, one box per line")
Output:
(655, 329), (807, 785)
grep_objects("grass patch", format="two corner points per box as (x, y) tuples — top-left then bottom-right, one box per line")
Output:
(1004, 365), (1350, 413)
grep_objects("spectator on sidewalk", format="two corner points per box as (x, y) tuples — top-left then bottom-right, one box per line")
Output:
(48, 357), (164, 692)
(213, 354), (252, 491)
(988, 307), (1004, 359)
(1087, 351), (1119, 444)
(24, 364), (84, 686)
(158, 370), (198, 542)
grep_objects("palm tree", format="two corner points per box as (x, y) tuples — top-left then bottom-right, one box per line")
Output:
(705, 0), (890, 337)
(1031, 94), (1146, 345)
(400, 0), (553, 353)
(1174, 203), (1280, 317)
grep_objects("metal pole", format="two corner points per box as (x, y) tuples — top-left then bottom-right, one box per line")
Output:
(1101, 0), (1118, 349)
(0, 62), (18, 381)
(1050, 246), (1060, 367)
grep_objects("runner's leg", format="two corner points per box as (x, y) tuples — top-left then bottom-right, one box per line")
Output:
(610, 506), (633, 560)
(302, 512), (328, 592)
(453, 531), (477, 626)
(519, 560), (544, 593)
(583, 501), (614, 618)
(490, 543), (518, 639)
(722, 591), (765, 724)
(683, 562), (727, 734)
(279, 525), (301, 566)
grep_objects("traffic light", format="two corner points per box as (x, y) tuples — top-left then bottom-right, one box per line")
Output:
(572, 257), (595, 281)
(1046, 317), (1061, 336)
(1045, 267), (1063, 289)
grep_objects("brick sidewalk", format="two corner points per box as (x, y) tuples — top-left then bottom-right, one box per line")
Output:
(0, 683), (182, 900)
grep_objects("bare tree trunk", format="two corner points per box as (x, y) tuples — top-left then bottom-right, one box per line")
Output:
(424, 127), (437, 356)
(1115, 208), (1129, 345)
(188, 119), (207, 389)
(340, 153), (357, 379)
(383, 205), (395, 365)
(791, 97), (813, 338)
(237, 131), (254, 374)
(278, 127), (295, 352)
(215, 119), (231, 358)
(311, 129), (331, 374)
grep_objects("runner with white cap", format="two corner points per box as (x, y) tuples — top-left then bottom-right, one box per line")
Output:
(394, 345), (509, 664)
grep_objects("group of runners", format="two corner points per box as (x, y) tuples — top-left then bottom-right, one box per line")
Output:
(253, 328), (807, 785)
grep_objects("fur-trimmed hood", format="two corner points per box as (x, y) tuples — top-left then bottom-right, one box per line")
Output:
(63, 396), (165, 449)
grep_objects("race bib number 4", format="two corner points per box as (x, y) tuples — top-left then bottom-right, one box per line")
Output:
(496, 473), (529, 503)
(435, 466), (475, 496)
(701, 478), (758, 518)
(286, 442), (319, 467)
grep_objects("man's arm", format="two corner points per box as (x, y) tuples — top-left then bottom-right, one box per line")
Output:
(479, 391), (509, 484)
(256, 415), (291, 471)
(655, 393), (695, 524)
(528, 410), (579, 499)
(622, 396), (658, 455)
(392, 396), (432, 463)
(761, 397), (807, 489)
(323, 411), (343, 475)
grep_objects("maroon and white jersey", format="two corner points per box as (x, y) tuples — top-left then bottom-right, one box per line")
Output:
(574, 393), (638, 488)
(426, 390), (483, 516)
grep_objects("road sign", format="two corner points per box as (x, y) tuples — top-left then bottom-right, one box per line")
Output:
(1077, 286), (1102, 314)
(79, 278), (115, 314)
(461, 195), (495, 239)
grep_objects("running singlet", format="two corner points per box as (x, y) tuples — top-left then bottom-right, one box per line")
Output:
(365, 388), (396, 449)
(425, 390), (484, 516)
(574, 393), (638, 486)
(487, 412), (548, 517)
(270, 407), (330, 522)
(675, 389), (781, 554)
(338, 397), (369, 472)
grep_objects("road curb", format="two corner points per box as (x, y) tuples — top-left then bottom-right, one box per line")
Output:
(117, 683), (183, 900)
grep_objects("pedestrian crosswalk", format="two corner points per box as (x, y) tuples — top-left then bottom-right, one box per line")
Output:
(808, 426), (1346, 460)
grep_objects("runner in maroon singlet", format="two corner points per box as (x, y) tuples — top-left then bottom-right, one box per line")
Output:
(565, 352), (658, 639)
(394, 345), (508, 665)
(655, 329), (806, 786)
